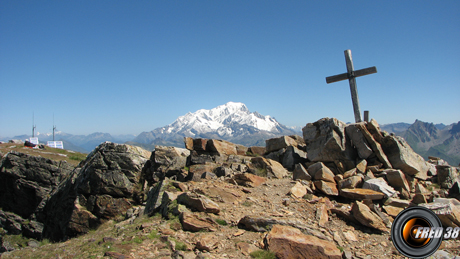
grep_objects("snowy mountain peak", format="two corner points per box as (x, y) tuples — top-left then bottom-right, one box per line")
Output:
(165, 102), (282, 135)
(132, 102), (297, 147)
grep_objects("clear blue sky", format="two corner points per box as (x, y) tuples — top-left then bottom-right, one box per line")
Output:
(1, 1), (459, 137)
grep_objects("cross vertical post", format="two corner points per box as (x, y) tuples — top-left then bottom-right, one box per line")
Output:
(345, 50), (362, 123)
(326, 49), (377, 123)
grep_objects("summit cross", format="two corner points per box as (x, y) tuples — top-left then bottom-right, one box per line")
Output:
(326, 49), (377, 123)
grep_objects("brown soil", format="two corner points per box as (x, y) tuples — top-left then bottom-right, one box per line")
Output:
(3, 176), (460, 258)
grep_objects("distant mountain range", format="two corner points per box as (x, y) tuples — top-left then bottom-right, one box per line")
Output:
(129, 102), (298, 149)
(2, 103), (458, 166)
(381, 120), (460, 166)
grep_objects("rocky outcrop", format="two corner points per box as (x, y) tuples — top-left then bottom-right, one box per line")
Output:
(0, 151), (74, 239)
(42, 142), (150, 241)
(303, 118), (356, 165)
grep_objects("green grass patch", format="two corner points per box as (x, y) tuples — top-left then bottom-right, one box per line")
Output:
(215, 218), (228, 226)
(255, 168), (267, 177)
(148, 229), (160, 239)
(242, 201), (253, 207)
(250, 250), (277, 259)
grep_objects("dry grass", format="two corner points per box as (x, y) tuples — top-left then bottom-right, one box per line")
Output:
(0, 143), (87, 166)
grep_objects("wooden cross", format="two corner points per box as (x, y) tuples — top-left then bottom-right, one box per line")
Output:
(326, 49), (377, 123)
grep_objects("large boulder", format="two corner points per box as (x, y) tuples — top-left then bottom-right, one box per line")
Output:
(265, 136), (298, 153)
(0, 151), (74, 239)
(143, 145), (190, 182)
(345, 123), (373, 159)
(265, 224), (342, 259)
(250, 157), (288, 179)
(43, 142), (150, 241)
(282, 146), (307, 171)
(206, 139), (238, 156)
(381, 135), (430, 179)
(302, 118), (356, 165)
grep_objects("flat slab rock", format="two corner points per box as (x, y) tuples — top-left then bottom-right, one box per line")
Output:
(265, 224), (342, 259)
(340, 188), (385, 200)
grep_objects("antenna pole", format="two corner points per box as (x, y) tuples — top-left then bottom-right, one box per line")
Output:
(32, 112), (36, 138)
(53, 114), (56, 141)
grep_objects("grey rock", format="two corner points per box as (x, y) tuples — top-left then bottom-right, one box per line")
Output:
(293, 163), (311, 181)
(282, 146), (307, 171)
(381, 135), (430, 179)
(265, 136), (297, 153)
(362, 178), (398, 198)
(345, 123), (373, 159)
(302, 118), (356, 164)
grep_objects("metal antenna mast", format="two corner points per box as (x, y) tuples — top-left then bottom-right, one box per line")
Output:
(53, 114), (57, 141)
(32, 112), (36, 138)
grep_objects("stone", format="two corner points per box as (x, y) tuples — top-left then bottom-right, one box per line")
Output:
(232, 173), (266, 187)
(384, 169), (411, 194)
(362, 178), (398, 198)
(343, 168), (357, 178)
(338, 175), (363, 190)
(184, 137), (194, 150)
(144, 180), (168, 216)
(345, 123), (373, 159)
(383, 205), (404, 218)
(366, 119), (384, 143)
(340, 188), (385, 200)
(201, 171), (217, 179)
(343, 231), (358, 242)
(193, 138), (208, 151)
(235, 144), (249, 156)
(195, 233), (219, 251)
(352, 201), (389, 232)
(282, 146), (308, 171)
(189, 163), (219, 179)
(383, 197), (412, 208)
(264, 148), (285, 163)
(92, 195), (131, 219)
(308, 162), (335, 182)
(317, 204), (329, 227)
(180, 211), (217, 232)
(248, 146), (266, 156)
(0, 151), (74, 219)
(437, 165), (459, 189)
(354, 122), (392, 169)
(381, 135), (430, 178)
(206, 139), (238, 156)
(236, 242), (259, 256)
(0, 236), (15, 253)
(250, 157), (288, 179)
(214, 166), (234, 177)
(265, 225), (342, 259)
(293, 163), (311, 181)
(265, 136), (298, 153)
(334, 174), (344, 182)
(290, 182), (307, 199)
(356, 159), (368, 174)
(314, 180), (339, 196)
(302, 118), (356, 163)
(177, 192), (220, 214)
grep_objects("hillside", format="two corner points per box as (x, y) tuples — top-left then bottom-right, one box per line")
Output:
(0, 142), (87, 167)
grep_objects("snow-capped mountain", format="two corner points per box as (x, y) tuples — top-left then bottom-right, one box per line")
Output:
(131, 102), (297, 149)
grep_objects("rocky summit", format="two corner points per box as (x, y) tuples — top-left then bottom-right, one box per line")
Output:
(1, 118), (460, 258)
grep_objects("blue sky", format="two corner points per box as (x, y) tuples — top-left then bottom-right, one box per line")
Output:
(1, 1), (459, 137)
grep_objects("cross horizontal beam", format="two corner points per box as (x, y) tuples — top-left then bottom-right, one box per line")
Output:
(325, 66), (377, 84)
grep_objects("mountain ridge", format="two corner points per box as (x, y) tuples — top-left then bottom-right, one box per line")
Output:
(132, 102), (297, 149)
